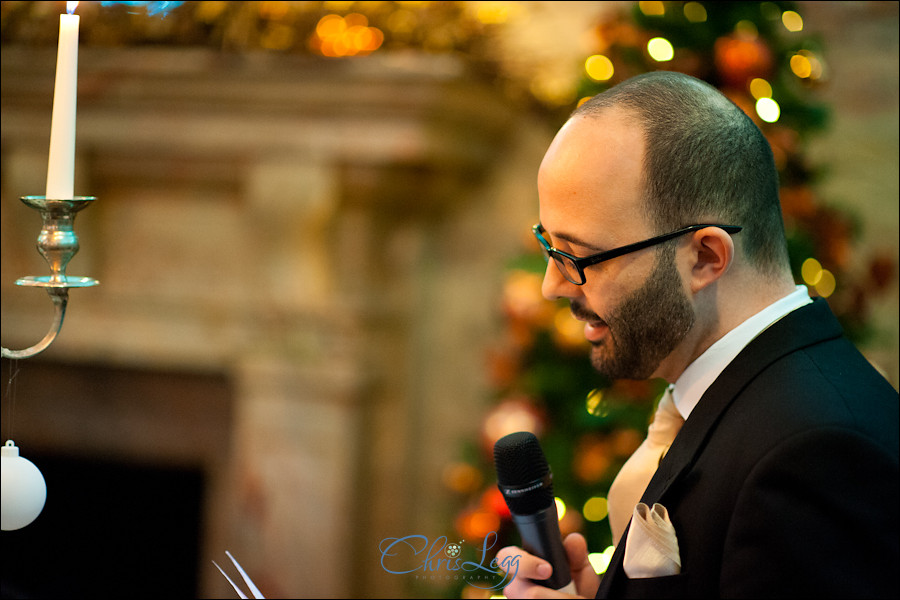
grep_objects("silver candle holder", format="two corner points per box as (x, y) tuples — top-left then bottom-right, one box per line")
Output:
(1, 195), (99, 359)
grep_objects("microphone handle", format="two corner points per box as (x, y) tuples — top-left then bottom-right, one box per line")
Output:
(511, 505), (573, 591)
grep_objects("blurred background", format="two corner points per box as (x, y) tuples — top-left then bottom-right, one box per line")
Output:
(1, 1), (896, 598)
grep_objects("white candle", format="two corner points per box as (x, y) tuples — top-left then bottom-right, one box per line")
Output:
(46, 2), (80, 200)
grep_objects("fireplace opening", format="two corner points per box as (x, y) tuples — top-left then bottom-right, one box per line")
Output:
(1, 358), (232, 599)
(2, 451), (204, 598)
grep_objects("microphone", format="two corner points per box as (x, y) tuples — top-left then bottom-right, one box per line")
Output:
(494, 431), (576, 593)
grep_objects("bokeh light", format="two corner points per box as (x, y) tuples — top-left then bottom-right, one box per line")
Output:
(553, 306), (589, 349)
(801, 257), (836, 298)
(802, 257), (824, 285)
(638, 1), (665, 16)
(755, 97), (780, 123)
(814, 269), (836, 297)
(503, 269), (552, 324)
(683, 2), (707, 23)
(790, 53), (812, 78)
(555, 497), (567, 520)
(442, 462), (484, 494)
(782, 10), (804, 32)
(585, 54), (614, 82)
(588, 546), (616, 574)
(456, 508), (501, 540)
(582, 496), (609, 522)
(482, 398), (543, 448)
(790, 50), (824, 80)
(482, 487), (510, 518)
(749, 77), (773, 99)
(647, 37), (675, 62)
(310, 13), (384, 57)
(586, 388), (608, 417)
(573, 435), (612, 483)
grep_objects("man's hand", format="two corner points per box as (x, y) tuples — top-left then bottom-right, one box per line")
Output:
(496, 533), (600, 598)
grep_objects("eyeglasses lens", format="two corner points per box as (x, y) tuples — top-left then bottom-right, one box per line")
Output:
(553, 255), (582, 285)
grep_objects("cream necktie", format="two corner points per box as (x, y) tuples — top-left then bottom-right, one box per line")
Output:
(607, 386), (684, 546)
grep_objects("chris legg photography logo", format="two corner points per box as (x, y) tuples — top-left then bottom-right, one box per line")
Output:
(379, 531), (519, 590)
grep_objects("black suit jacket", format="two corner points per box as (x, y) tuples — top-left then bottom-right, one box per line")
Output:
(596, 298), (899, 598)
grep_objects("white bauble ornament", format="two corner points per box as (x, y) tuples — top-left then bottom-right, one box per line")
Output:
(1, 440), (47, 530)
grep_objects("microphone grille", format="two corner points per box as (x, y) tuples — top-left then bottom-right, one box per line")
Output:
(493, 431), (554, 514)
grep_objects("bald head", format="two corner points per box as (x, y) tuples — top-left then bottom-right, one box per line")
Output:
(572, 71), (790, 277)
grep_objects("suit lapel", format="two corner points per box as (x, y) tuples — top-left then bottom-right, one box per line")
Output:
(596, 299), (843, 597)
(642, 298), (842, 504)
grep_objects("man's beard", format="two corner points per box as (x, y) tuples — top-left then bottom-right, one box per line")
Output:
(573, 245), (694, 380)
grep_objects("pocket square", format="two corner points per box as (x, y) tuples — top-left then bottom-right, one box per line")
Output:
(623, 502), (681, 579)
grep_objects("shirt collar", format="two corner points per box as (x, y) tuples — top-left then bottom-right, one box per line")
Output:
(671, 285), (812, 420)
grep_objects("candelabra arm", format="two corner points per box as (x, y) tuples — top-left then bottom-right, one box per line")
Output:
(1, 288), (69, 360)
(1, 196), (97, 360)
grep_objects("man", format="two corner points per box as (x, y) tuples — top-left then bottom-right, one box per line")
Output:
(497, 71), (899, 598)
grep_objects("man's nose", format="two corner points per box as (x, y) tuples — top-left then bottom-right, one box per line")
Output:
(541, 260), (580, 301)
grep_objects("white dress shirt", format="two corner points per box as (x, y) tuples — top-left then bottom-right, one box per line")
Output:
(672, 285), (813, 420)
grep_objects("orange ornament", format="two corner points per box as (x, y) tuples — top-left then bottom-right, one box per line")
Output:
(714, 34), (774, 88)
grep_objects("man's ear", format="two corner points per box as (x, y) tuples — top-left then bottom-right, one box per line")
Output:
(688, 227), (735, 293)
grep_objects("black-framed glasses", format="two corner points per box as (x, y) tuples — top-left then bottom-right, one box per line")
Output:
(533, 223), (743, 285)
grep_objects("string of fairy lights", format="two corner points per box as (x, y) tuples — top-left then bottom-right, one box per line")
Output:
(580, 2), (825, 127)
(1, 2), (827, 119)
